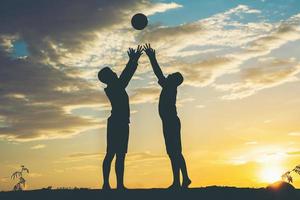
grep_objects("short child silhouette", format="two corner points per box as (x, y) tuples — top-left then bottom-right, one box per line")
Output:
(98, 46), (143, 190)
(144, 43), (191, 189)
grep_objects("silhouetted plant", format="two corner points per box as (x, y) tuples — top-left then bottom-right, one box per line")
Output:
(281, 165), (300, 183)
(11, 165), (29, 191)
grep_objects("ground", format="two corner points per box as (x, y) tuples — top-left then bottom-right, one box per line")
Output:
(0, 186), (299, 200)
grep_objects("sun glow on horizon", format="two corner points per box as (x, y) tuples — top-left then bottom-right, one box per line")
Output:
(259, 166), (284, 184)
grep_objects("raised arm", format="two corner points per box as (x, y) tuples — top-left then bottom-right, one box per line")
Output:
(119, 45), (143, 88)
(144, 43), (166, 83)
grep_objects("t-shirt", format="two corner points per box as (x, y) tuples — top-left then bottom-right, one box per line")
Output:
(104, 81), (130, 123)
(158, 78), (178, 119)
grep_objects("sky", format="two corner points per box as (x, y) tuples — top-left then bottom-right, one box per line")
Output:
(0, 0), (300, 191)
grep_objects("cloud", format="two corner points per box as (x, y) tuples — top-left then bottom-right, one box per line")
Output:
(173, 56), (236, 87)
(0, 52), (103, 141)
(286, 151), (300, 156)
(0, 35), (18, 52)
(57, 152), (164, 173)
(139, 22), (203, 44)
(125, 152), (167, 166)
(228, 149), (286, 165)
(141, 2), (182, 16)
(232, 5), (261, 14)
(196, 104), (205, 109)
(28, 173), (42, 178)
(0, 52), (109, 141)
(137, 5), (300, 99)
(58, 151), (168, 172)
(138, 4), (261, 45)
(68, 152), (101, 159)
(288, 132), (300, 136)
(0, 177), (9, 183)
(66, 165), (98, 171)
(0, 0), (181, 141)
(0, 2), (300, 141)
(245, 141), (258, 145)
(130, 86), (160, 104)
(0, 0), (142, 50)
(215, 58), (300, 100)
(66, 151), (166, 164)
(244, 17), (300, 55)
(0, 0), (182, 70)
(30, 144), (46, 150)
(177, 97), (195, 107)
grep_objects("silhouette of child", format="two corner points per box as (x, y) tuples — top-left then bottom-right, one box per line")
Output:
(98, 46), (143, 190)
(144, 43), (192, 189)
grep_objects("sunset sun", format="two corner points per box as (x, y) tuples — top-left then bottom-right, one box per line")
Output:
(260, 166), (283, 184)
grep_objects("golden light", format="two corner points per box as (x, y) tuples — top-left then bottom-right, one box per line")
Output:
(260, 166), (283, 183)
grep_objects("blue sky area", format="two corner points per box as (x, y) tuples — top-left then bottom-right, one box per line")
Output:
(11, 40), (29, 58)
(150, 0), (300, 25)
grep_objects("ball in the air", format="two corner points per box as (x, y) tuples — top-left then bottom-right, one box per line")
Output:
(131, 13), (148, 30)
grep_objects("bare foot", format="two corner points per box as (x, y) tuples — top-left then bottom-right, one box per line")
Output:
(102, 183), (111, 190)
(182, 178), (192, 189)
(117, 185), (127, 190)
(168, 183), (181, 190)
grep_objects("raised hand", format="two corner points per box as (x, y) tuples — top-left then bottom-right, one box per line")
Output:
(143, 43), (165, 81)
(143, 43), (156, 59)
(135, 45), (143, 61)
(127, 48), (136, 61)
(120, 45), (143, 87)
(127, 45), (143, 62)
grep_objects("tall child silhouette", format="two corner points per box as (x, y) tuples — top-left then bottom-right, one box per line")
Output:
(144, 43), (191, 189)
(98, 45), (143, 190)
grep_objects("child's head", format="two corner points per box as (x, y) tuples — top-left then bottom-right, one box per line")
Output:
(98, 67), (118, 85)
(167, 72), (184, 86)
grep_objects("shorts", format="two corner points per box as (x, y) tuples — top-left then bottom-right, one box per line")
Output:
(106, 117), (129, 154)
(162, 116), (182, 155)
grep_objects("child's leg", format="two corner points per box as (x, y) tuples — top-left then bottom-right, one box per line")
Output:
(168, 154), (180, 188)
(116, 153), (126, 189)
(102, 152), (114, 189)
(163, 118), (181, 188)
(179, 153), (191, 188)
(179, 153), (188, 179)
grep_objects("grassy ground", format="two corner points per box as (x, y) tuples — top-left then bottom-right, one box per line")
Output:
(0, 186), (299, 200)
